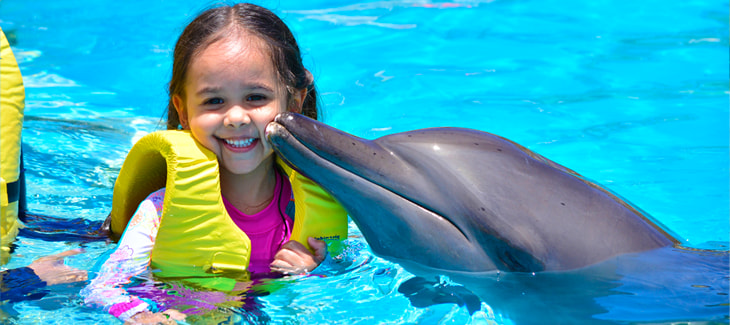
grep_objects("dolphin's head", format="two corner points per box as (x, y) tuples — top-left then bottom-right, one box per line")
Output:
(266, 112), (545, 274)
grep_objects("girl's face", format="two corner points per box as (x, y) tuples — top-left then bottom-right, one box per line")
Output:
(174, 34), (304, 176)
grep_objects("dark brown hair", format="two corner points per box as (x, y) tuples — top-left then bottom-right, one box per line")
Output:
(166, 3), (317, 130)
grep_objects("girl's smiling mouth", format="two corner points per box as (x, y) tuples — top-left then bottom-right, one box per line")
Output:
(221, 137), (258, 152)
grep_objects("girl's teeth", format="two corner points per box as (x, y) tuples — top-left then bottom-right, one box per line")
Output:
(224, 138), (255, 148)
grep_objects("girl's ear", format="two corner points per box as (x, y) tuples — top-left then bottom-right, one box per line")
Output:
(172, 94), (189, 129)
(289, 88), (307, 114)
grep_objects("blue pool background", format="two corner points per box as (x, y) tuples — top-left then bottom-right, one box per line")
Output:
(1, 0), (728, 323)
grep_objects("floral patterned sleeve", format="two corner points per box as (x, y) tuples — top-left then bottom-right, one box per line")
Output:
(80, 188), (166, 321)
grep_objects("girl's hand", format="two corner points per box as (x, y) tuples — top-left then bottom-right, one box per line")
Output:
(270, 237), (326, 275)
(125, 309), (185, 324)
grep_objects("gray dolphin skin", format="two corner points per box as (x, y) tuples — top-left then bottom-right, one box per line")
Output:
(266, 112), (679, 274)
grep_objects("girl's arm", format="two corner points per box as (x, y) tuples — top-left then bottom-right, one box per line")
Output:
(80, 189), (165, 322)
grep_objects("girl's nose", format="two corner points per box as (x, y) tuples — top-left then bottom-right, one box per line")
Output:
(224, 105), (251, 128)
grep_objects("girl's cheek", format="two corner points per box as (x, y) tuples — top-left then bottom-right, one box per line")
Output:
(194, 112), (223, 126)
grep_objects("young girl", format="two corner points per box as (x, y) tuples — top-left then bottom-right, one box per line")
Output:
(82, 3), (342, 323)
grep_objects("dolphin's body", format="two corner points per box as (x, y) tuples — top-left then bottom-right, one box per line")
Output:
(266, 112), (729, 324)
(266, 112), (678, 274)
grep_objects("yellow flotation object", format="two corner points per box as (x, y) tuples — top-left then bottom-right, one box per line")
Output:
(1, 29), (26, 264)
(110, 130), (347, 289)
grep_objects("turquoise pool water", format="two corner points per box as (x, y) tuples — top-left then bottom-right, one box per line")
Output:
(1, 0), (728, 323)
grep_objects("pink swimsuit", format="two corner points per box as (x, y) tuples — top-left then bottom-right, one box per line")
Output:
(222, 170), (293, 273)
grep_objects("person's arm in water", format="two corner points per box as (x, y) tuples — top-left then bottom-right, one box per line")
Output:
(1, 249), (87, 302)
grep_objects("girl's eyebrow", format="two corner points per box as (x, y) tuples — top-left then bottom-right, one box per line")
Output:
(195, 84), (275, 96)
(196, 86), (223, 96)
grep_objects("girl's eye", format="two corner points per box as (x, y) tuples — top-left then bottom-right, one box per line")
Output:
(247, 94), (267, 102)
(204, 97), (224, 105)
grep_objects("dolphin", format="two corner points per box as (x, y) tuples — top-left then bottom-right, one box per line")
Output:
(265, 112), (679, 275)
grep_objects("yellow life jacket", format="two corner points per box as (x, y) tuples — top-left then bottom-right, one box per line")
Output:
(1, 29), (26, 264)
(110, 130), (347, 289)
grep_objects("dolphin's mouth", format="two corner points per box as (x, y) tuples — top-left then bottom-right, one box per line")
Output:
(265, 113), (470, 242)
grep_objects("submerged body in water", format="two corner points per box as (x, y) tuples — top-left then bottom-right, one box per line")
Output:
(402, 246), (729, 324)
